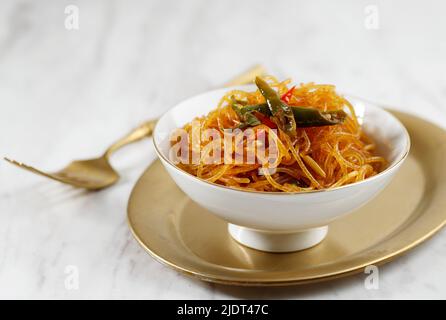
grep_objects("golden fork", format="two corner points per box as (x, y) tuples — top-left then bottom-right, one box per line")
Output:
(4, 65), (266, 190)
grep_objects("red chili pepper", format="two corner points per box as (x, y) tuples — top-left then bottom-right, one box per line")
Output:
(280, 86), (296, 103)
(253, 111), (277, 129)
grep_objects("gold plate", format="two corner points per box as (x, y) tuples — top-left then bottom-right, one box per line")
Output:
(127, 111), (446, 286)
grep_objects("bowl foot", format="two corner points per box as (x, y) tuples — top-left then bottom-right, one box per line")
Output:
(228, 224), (328, 253)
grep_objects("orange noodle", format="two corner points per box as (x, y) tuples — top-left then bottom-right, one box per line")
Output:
(172, 75), (386, 192)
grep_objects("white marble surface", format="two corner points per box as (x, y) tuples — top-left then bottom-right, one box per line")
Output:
(1, 0), (446, 299)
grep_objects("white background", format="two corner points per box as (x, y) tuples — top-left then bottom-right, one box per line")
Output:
(1, 0), (446, 299)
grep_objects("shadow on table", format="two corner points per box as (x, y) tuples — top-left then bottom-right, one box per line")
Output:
(201, 246), (424, 299)
(209, 273), (364, 299)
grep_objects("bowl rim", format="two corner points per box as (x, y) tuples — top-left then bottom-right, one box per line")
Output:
(152, 87), (411, 196)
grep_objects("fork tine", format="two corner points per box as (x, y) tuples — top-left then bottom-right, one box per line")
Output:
(4, 157), (112, 190)
(4, 157), (79, 186)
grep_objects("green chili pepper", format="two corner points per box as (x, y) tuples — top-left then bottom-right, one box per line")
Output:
(255, 77), (297, 138)
(230, 80), (347, 130)
(231, 98), (261, 129)
(237, 103), (346, 128)
(291, 106), (347, 127)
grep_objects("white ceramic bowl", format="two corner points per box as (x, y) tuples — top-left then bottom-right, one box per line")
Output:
(153, 86), (410, 252)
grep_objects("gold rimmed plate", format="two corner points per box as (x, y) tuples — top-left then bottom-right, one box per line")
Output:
(127, 111), (446, 286)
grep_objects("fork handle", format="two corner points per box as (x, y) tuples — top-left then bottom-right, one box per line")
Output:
(103, 119), (157, 158)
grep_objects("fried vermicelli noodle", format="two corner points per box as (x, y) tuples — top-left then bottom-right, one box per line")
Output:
(172, 76), (386, 192)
